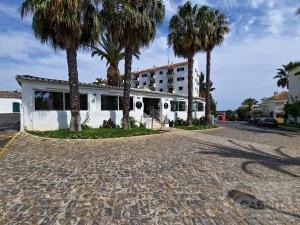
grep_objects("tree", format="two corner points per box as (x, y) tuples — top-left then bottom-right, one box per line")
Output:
(285, 98), (300, 124)
(202, 8), (229, 121)
(20, 0), (101, 131)
(199, 71), (215, 98)
(274, 66), (290, 89)
(101, 0), (165, 129)
(242, 98), (258, 111)
(168, 2), (203, 126)
(273, 62), (300, 89)
(90, 34), (140, 86)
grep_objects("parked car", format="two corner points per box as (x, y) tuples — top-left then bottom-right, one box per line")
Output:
(257, 118), (278, 127)
(248, 117), (260, 125)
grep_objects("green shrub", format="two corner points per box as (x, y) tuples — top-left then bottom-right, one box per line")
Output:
(129, 116), (138, 128)
(101, 119), (117, 128)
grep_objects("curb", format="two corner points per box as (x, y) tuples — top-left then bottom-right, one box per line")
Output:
(0, 132), (21, 158)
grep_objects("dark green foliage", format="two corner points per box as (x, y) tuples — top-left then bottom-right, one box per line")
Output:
(284, 98), (300, 124)
(129, 116), (138, 128)
(236, 107), (250, 121)
(101, 119), (117, 128)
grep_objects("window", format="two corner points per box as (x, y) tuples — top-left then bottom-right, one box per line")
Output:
(171, 101), (178, 111)
(178, 101), (186, 111)
(177, 77), (185, 81)
(159, 71), (163, 75)
(142, 74), (148, 78)
(159, 89), (163, 92)
(101, 95), (133, 111)
(159, 80), (163, 83)
(101, 95), (118, 110)
(177, 67), (184, 72)
(193, 102), (204, 111)
(119, 97), (133, 110)
(65, 93), (88, 110)
(143, 82), (147, 85)
(35, 91), (63, 110)
(178, 86), (183, 91)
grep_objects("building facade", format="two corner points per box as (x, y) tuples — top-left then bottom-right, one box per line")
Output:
(288, 67), (300, 123)
(130, 61), (200, 97)
(17, 75), (205, 131)
(0, 91), (21, 113)
(253, 91), (288, 121)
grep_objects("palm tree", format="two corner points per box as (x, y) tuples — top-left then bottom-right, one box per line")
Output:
(274, 66), (289, 89)
(296, 7), (300, 15)
(199, 71), (215, 98)
(90, 34), (140, 86)
(202, 8), (230, 121)
(101, 0), (165, 129)
(242, 98), (258, 111)
(168, 2), (203, 126)
(20, 0), (101, 131)
(274, 62), (300, 89)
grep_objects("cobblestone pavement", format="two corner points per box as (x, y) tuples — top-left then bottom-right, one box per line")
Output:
(204, 121), (300, 149)
(0, 129), (300, 225)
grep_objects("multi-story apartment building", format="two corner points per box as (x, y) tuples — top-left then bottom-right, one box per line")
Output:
(130, 61), (200, 97)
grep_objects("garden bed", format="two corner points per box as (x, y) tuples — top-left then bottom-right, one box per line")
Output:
(27, 127), (159, 139)
(175, 125), (219, 130)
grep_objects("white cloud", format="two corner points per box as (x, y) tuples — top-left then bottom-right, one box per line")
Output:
(0, 2), (31, 23)
(267, 10), (284, 35)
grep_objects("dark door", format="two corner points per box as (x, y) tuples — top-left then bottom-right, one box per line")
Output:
(12, 102), (20, 113)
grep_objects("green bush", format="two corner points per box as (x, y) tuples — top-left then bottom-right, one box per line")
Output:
(101, 119), (117, 128)
(129, 116), (138, 128)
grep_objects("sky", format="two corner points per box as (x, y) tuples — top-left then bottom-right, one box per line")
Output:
(0, 0), (299, 110)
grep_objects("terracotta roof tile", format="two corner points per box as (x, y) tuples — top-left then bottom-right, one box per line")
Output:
(0, 91), (22, 99)
(266, 91), (288, 101)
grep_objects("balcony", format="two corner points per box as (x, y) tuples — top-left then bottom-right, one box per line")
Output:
(167, 69), (175, 77)
(149, 86), (155, 91)
(168, 88), (174, 94)
(150, 76), (155, 83)
(167, 78), (174, 88)
(132, 76), (139, 83)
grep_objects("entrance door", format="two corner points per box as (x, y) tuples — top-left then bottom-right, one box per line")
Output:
(143, 98), (160, 119)
(12, 102), (20, 113)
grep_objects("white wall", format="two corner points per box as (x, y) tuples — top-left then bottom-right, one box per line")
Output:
(0, 98), (21, 113)
(21, 80), (205, 131)
(289, 69), (300, 100)
(288, 69), (300, 123)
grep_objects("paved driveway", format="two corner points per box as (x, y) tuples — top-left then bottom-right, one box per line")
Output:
(0, 127), (299, 224)
(210, 121), (300, 149)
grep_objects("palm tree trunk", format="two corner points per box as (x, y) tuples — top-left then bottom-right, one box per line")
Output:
(123, 47), (132, 129)
(187, 57), (194, 126)
(66, 47), (81, 131)
(205, 50), (211, 122)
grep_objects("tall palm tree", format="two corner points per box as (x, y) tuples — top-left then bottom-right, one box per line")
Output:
(202, 8), (230, 121)
(90, 34), (140, 86)
(168, 2), (203, 126)
(101, 0), (165, 129)
(274, 62), (300, 89)
(242, 98), (258, 111)
(20, 0), (101, 131)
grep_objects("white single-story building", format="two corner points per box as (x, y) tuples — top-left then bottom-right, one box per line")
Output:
(0, 91), (22, 114)
(16, 75), (205, 131)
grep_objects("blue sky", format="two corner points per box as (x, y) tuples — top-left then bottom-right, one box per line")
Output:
(0, 0), (299, 110)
